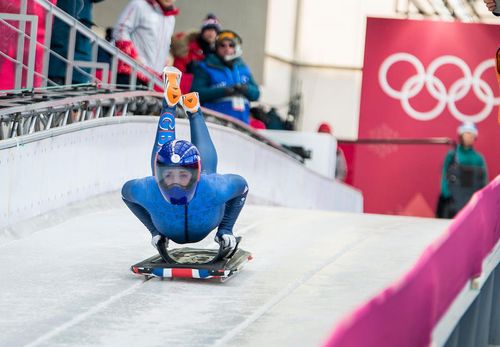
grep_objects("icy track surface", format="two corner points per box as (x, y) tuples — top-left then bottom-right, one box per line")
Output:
(0, 192), (450, 347)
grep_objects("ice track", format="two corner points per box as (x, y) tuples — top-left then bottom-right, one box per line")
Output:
(0, 192), (450, 347)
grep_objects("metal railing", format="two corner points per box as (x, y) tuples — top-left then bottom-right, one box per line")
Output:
(0, 87), (160, 139)
(0, 87), (303, 162)
(0, 0), (163, 92)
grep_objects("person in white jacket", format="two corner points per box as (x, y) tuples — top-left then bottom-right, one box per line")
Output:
(113, 0), (178, 85)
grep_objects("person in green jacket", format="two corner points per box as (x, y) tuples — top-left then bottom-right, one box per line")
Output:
(437, 122), (488, 218)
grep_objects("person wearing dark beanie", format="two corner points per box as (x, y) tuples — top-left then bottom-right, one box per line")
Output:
(172, 14), (222, 91)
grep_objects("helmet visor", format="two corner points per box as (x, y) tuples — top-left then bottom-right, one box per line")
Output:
(156, 167), (199, 205)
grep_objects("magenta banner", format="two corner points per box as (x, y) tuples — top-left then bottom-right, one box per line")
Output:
(0, 0), (57, 90)
(354, 17), (500, 216)
(324, 176), (500, 347)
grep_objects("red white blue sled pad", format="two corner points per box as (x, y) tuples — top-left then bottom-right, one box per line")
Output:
(131, 244), (252, 282)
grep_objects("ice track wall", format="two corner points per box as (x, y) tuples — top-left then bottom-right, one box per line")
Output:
(0, 116), (362, 233)
(325, 176), (500, 347)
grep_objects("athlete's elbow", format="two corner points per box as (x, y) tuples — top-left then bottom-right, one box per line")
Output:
(235, 175), (249, 193)
(121, 179), (137, 200)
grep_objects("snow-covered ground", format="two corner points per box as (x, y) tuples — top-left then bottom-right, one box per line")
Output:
(0, 192), (450, 347)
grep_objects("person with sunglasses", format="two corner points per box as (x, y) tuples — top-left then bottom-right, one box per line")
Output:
(191, 30), (260, 124)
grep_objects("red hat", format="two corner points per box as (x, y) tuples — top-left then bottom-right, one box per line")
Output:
(317, 122), (332, 134)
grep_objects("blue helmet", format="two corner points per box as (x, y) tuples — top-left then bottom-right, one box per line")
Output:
(154, 140), (201, 205)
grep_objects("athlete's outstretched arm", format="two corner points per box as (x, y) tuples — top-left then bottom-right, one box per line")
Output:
(150, 98), (177, 174)
(216, 174), (249, 238)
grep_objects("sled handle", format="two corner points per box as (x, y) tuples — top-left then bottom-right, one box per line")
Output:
(156, 236), (242, 265)
(209, 236), (242, 264)
(157, 237), (178, 264)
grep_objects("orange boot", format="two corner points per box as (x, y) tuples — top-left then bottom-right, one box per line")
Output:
(162, 66), (182, 106)
(181, 92), (201, 114)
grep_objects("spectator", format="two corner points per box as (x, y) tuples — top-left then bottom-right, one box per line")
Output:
(191, 30), (260, 124)
(113, 0), (178, 86)
(436, 122), (488, 219)
(172, 14), (221, 74)
(171, 14), (221, 92)
(317, 122), (347, 181)
(249, 106), (288, 130)
(249, 107), (266, 130)
(266, 107), (287, 130)
(48, 0), (105, 85)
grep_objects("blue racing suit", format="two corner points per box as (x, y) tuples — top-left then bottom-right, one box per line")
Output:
(121, 100), (248, 244)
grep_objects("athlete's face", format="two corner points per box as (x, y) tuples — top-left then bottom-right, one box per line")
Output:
(162, 168), (192, 187)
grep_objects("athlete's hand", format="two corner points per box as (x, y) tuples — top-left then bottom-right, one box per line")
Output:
(485, 0), (496, 12)
(151, 235), (168, 249)
(215, 234), (237, 255)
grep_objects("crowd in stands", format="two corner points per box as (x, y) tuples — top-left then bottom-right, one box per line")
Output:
(16, 0), (492, 216)
(48, 0), (274, 128)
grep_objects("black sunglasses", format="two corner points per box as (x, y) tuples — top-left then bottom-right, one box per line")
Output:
(217, 42), (235, 48)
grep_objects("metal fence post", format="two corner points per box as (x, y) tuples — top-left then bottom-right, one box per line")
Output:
(489, 267), (500, 344)
(64, 23), (76, 85)
(14, 0), (28, 89)
(42, 6), (54, 87)
(26, 15), (38, 89)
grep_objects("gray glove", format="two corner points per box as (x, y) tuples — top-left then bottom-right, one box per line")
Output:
(215, 234), (237, 256)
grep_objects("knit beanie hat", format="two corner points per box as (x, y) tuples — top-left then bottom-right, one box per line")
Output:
(201, 14), (221, 33)
(457, 122), (478, 136)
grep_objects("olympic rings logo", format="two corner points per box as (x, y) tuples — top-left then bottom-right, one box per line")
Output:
(378, 53), (499, 123)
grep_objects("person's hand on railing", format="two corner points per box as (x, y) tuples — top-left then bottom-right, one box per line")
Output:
(116, 40), (162, 84)
(484, 0), (497, 12)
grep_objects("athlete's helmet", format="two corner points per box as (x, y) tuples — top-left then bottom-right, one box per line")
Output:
(154, 140), (201, 205)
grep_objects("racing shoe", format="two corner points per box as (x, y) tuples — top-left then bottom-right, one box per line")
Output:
(181, 92), (200, 114)
(162, 66), (182, 106)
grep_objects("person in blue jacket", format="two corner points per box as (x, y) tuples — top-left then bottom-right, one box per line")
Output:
(191, 30), (260, 124)
(122, 67), (248, 255)
(48, 0), (105, 85)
